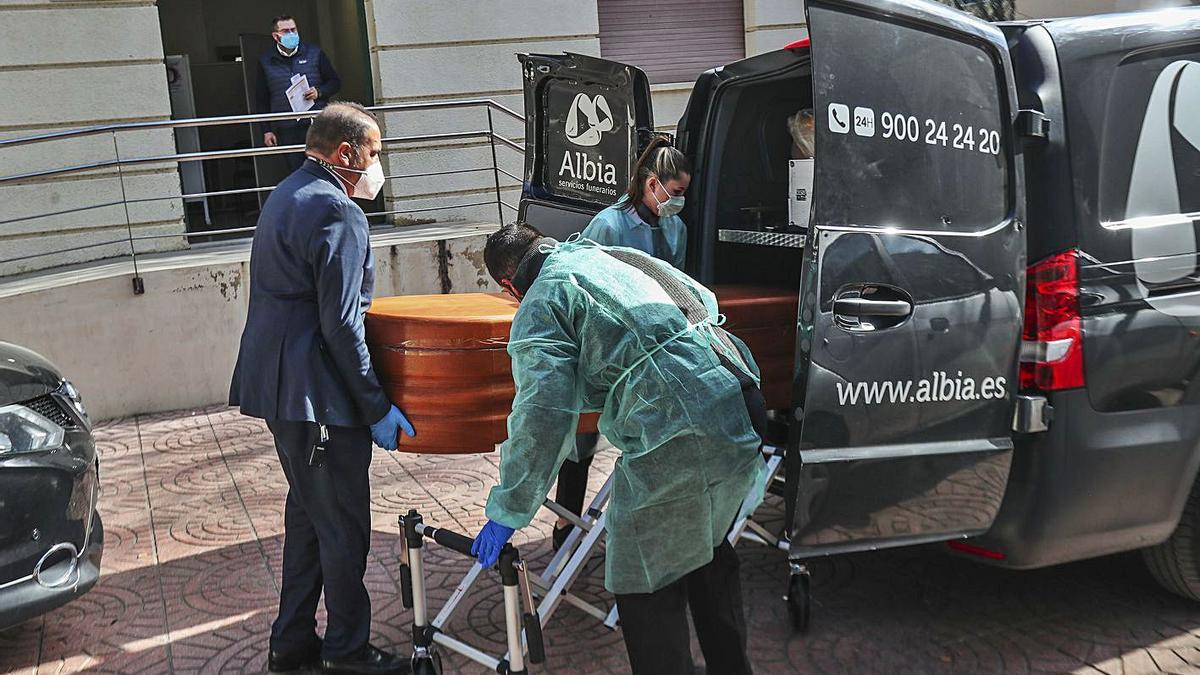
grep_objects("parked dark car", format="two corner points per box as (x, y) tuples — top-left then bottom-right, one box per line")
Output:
(0, 341), (102, 631)
(515, 0), (1200, 618)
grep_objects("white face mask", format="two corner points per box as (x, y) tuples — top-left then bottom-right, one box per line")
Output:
(337, 156), (386, 200)
(652, 178), (686, 218)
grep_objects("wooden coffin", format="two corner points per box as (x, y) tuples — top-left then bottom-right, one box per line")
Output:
(365, 286), (797, 454)
(713, 285), (799, 410)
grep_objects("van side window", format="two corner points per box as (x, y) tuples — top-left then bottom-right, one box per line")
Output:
(809, 5), (1011, 234)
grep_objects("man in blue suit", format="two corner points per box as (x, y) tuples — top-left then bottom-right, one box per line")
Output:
(230, 103), (413, 675)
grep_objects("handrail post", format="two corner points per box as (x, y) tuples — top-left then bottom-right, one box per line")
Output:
(111, 131), (144, 295)
(487, 106), (504, 225)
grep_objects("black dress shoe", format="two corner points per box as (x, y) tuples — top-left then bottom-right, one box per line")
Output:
(268, 638), (322, 672)
(321, 644), (411, 674)
(552, 523), (573, 551)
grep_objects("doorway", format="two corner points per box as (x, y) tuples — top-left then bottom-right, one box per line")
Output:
(158, 0), (374, 239)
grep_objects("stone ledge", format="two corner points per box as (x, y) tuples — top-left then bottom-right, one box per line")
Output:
(0, 222), (498, 300)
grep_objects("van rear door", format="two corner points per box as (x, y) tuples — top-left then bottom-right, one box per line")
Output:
(791, 0), (1026, 557)
(517, 53), (654, 239)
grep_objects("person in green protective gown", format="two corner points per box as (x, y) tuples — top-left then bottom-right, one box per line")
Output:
(549, 136), (693, 551)
(470, 222), (763, 675)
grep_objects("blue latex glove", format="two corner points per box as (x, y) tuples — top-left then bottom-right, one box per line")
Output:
(471, 520), (515, 568)
(370, 405), (415, 450)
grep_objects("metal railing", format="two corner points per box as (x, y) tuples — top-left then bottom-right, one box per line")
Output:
(0, 99), (526, 292)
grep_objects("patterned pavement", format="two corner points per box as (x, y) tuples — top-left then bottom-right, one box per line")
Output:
(4, 407), (1200, 674)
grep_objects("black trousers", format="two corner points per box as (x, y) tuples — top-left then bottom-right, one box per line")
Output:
(275, 122), (311, 172)
(267, 419), (373, 660)
(554, 433), (599, 518)
(614, 540), (753, 675)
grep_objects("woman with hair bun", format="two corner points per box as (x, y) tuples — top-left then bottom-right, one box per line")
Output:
(582, 135), (692, 269)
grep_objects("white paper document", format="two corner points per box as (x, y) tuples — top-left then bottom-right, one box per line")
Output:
(286, 75), (314, 113)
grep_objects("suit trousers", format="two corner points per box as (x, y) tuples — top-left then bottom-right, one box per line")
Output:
(614, 540), (753, 675)
(267, 419), (373, 660)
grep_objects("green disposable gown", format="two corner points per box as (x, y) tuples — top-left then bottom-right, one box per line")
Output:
(484, 238), (764, 594)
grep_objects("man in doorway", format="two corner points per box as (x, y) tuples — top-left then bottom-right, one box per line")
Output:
(255, 14), (342, 171)
(230, 103), (412, 675)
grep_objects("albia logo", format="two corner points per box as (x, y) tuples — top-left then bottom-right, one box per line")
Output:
(565, 93), (614, 147)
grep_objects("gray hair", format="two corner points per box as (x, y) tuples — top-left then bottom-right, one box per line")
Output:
(305, 103), (379, 156)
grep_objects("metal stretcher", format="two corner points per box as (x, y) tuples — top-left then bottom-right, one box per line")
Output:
(729, 442), (811, 632)
(396, 440), (804, 673)
(398, 474), (614, 674)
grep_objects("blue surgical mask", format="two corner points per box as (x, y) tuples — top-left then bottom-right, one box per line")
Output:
(280, 31), (300, 50)
(652, 179), (686, 218)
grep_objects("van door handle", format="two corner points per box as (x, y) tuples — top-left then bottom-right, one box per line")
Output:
(833, 297), (912, 317)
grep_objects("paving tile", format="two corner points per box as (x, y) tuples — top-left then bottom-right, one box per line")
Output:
(0, 620), (41, 675)
(27, 568), (170, 671)
(167, 611), (274, 674)
(9, 406), (1200, 674)
(148, 490), (262, 562)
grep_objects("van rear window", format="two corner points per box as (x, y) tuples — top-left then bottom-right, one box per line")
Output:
(809, 6), (1011, 233)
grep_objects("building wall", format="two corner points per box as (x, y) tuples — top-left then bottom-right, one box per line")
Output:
(745, 0), (808, 58)
(5, 0), (1178, 280)
(0, 226), (496, 421)
(355, 0), (808, 214)
(362, 0), (600, 226)
(0, 0), (186, 277)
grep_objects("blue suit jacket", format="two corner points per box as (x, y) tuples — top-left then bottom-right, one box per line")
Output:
(229, 159), (390, 427)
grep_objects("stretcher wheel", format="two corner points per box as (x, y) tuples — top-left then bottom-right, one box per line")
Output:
(411, 652), (442, 675)
(786, 570), (811, 633)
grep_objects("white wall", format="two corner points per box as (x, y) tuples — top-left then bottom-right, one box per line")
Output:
(0, 226), (497, 421)
(363, 0), (601, 226)
(644, 0), (809, 135)
(745, 0), (808, 57)
(0, 1), (186, 277)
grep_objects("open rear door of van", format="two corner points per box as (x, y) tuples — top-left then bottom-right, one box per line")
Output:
(791, 0), (1026, 558)
(517, 53), (654, 239)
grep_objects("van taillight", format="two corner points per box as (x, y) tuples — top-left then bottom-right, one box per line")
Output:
(1020, 250), (1084, 391)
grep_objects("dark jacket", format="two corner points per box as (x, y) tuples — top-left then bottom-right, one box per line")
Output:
(229, 160), (390, 427)
(255, 42), (342, 132)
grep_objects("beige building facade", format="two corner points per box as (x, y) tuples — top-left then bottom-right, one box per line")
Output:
(2, 0), (1188, 277)
(0, 0), (1191, 420)
(0, 0), (808, 279)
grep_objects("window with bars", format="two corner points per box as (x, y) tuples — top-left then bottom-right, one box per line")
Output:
(598, 0), (746, 85)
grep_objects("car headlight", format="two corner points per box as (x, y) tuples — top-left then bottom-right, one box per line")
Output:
(60, 380), (89, 426)
(0, 404), (65, 455)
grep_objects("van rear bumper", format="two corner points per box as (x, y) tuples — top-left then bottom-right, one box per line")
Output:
(964, 388), (1200, 569)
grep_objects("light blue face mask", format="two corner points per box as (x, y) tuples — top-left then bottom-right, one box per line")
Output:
(279, 31), (300, 50)
(652, 178), (686, 218)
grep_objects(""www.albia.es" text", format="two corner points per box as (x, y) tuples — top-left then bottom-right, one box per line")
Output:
(835, 371), (1008, 406)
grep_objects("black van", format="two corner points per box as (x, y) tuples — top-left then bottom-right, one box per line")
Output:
(516, 0), (1200, 612)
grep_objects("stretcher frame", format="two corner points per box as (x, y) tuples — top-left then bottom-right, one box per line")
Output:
(398, 442), (799, 672)
(398, 474), (614, 674)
